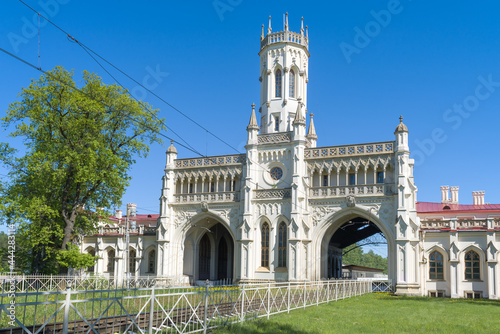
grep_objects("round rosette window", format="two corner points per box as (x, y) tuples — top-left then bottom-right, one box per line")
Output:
(270, 166), (283, 181)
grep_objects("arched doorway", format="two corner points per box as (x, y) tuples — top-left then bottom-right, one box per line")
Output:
(199, 234), (211, 280)
(183, 218), (235, 282)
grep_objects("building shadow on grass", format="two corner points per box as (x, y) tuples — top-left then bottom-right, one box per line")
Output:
(212, 318), (322, 334)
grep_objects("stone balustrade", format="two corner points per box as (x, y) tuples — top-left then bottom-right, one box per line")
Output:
(174, 191), (239, 204)
(254, 188), (292, 200)
(309, 184), (394, 198)
(261, 31), (308, 50)
(305, 142), (394, 159)
(175, 154), (245, 169)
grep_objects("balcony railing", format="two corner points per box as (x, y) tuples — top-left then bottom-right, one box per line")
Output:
(305, 142), (394, 159)
(174, 191), (239, 203)
(261, 30), (309, 50)
(309, 184), (395, 198)
(420, 219), (500, 230)
(254, 188), (292, 200)
(175, 154), (245, 169)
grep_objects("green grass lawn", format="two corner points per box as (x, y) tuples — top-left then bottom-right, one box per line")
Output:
(213, 293), (500, 334)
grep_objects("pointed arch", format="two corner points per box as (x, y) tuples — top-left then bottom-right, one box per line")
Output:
(261, 221), (270, 268)
(275, 68), (282, 98)
(278, 221), (287, 267)
(289, 69), (296, 98)
(462, 246), (483, 280)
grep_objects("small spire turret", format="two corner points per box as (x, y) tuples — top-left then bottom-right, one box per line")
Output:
(268, 16), (272, 34)
(293, 98), (306, 126)
(301, 17), (304, 35)
(285, 12), (289, 31)
(306, 113), (317, 140)
(247, 103), (259, 131)
(261, 24), (264, 40)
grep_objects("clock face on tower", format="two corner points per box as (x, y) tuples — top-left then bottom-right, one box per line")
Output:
(270, 166), (283, 181)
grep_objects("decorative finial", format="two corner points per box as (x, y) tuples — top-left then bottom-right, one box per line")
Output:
(310, 113), (314, 118)
(252, 103), (255, 110)
(268, 16), (272, 34)
(301, 17), (304, 35)
(285, 12), (289, 31)
(171, 139), (174, 145)
(399, 115), (403, 123)
(261, 24), (264, 40)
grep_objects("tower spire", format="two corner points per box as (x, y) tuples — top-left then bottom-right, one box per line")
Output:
(247, 103), (259, 131)
(301, 17), (304, 35)
(306, 113), (317, 139)
(261, 24), (264, 40)
(268, 15), (272, 34)
(284, 12), (289, 31)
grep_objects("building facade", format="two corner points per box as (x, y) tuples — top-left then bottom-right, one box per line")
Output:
(81, 15), (500, 299)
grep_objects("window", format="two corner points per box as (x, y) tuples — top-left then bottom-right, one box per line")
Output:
(465, 292), (482, 299)
(129, 249), (136, 273)
(465, 250), (480, 280)
(210, 182), (215, 193)
(289, 70), (295, 98)
(429, 291), (444, 298)
(232, 180), (236, 192)
(275, 116), (280, 132)
(148, 250), (156, 273)
(275, 69), (282, 97)
(278, 222), (287, 267)
(107, 250), (115, 273)
(377, 171), (384, 184)
(349, 173), (355, 185)
(270, 167), (283, 181)
(261, 223), (270, 268)
(189, 183), (193, 194)
(323, 175), (329, 187)
(429, 251), (444, 280)
(87, 249), (95, 272)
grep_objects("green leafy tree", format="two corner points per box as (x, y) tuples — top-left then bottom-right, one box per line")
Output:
(0, 67), (165, 273)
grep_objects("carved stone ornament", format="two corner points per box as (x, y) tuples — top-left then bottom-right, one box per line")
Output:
(201, 201), (208, 212)
(346, 195), (356, 207)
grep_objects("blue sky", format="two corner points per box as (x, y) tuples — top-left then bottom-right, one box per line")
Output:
(1, 0), (499, 245)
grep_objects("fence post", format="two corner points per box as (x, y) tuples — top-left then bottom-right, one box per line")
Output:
(303, 281), (306, 309)
(287, 281), (290, 313)
(267, 282), (271, 320)
(62, 283), (72, 334)
(149, 284), (155, 334)
(327, 280), (330, 303)
(204, 282), (209, 334)
(240, 283), (245, 322)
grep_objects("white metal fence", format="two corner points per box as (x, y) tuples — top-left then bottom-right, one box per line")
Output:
(0, 280), (374, 333)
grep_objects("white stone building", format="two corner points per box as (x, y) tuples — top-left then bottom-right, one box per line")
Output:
(81, 15), (500, 299)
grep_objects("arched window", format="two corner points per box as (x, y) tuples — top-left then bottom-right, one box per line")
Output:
(148, 249), (156, 273)
(129, 249), (136, 273)
(275, 69), (282, 98)
(289, 70), (295, 98)
(107, 249), (115, 273)
(429, 251), (443, 279)
(278, 222), (287, 267)
(87, 249), (95, 273)
(465, 250), (480, 280)
(261, 222), (270, 268)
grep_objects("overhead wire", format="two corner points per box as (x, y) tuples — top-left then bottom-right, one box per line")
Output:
(14, 0), (320, 212)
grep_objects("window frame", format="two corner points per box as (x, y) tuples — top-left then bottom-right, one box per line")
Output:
(261, 222), (270, 269)
(275, 69), (282, 98)
(289, 69), (295, 98)
(428, 250), (444, 280)
(148, 249), (156, 274)
(464, 250), (481, 280)
(106, 249), (115, 273)
(277, 221), (287, 268)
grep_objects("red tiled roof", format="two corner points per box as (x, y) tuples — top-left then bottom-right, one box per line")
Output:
(417, 202), (500, 213)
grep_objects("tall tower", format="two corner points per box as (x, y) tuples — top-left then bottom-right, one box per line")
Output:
(259, 13), (310, 134)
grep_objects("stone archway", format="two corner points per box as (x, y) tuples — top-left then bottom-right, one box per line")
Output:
(312, 207), (396, 283)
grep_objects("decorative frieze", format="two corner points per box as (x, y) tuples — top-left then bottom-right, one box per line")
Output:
(255, 188), (291, 200)
(258, 132), (292, 144)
